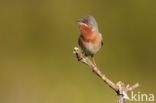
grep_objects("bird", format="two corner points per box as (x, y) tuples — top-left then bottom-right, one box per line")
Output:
(77, 16), (103, 65)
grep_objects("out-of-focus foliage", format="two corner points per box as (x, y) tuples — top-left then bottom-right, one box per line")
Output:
(0, 0), (156, 103)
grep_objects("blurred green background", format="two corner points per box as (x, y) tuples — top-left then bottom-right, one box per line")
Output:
(0, 0), (156, 103)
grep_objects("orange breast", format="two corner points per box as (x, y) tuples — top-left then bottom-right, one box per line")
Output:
(82, 31), (100, 43)
(79, 22), (102, 44)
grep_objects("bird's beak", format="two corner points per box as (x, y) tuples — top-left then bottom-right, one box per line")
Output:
(76, 20), (82, 25)
(77, 21), (88, 27)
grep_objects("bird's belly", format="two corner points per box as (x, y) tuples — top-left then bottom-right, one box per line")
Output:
(84, 41), (101, 56)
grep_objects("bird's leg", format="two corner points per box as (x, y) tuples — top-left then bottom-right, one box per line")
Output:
(92, 57), (97, 66)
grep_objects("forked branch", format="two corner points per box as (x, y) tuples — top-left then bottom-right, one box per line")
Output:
(73, 47), (139, 103)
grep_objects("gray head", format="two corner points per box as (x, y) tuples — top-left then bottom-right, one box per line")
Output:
(79, 16), (99, 32)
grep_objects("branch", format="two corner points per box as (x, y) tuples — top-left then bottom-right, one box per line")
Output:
(73, 47), (139, 103)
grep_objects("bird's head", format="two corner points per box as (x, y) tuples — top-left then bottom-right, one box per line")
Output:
(77, 16), (99, 34)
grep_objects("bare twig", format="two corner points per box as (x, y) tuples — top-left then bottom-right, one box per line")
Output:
(127, 83), (139, 91)
(73, 47), (139, 103)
